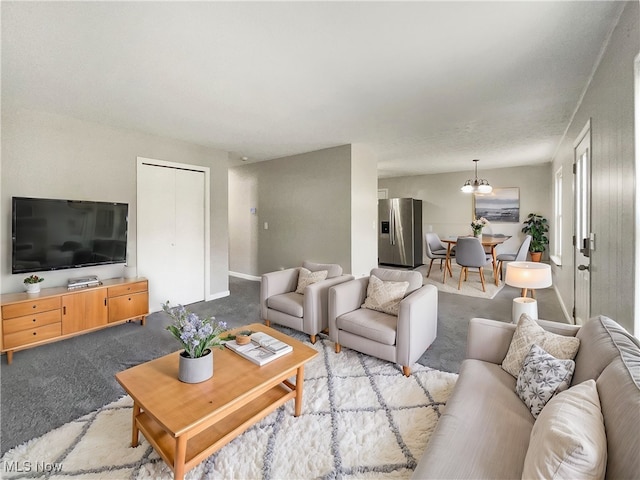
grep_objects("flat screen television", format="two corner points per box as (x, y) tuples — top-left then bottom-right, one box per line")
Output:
(12, 196), (129, 274)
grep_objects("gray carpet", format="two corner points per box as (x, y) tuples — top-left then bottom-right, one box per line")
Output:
(0, 275), (566, 454)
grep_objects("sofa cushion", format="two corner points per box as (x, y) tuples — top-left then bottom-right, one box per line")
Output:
(522, 379), (607, 480)
(595, 347), (640, 479)
(361, 274), (409, 316)
(302, 261), (342, 279)
(336, 308), (397, 345)
(572, 315), (640, 385)
(502, 313), (580, 377)
(413, 359), (534, 479)
(295, 267), (328, 294)
(515, 344), (575, 418)
(267, 292), (303, 318)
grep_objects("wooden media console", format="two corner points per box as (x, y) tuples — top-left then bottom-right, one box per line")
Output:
(1, 277), (148, 364)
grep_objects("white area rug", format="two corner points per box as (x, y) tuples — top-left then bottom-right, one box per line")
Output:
(416, 263), (504, 299)
(1, 337), (457, 479)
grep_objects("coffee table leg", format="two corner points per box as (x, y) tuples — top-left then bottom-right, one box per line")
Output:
(294, 365), (305, 417)
(174, 435), (187, 480)
(131, 403), (140, 447)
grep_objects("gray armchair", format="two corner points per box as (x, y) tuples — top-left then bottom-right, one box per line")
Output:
(261, 261), (354, 344)
(328, 268), (438, 376)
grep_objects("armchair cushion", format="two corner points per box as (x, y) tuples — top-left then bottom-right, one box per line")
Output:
(295, 267), (328, 294)
(267, 292), (304, 318)
(370, 268), (423, 294)
(336, 308), (397, 345)
(361, 274), (409, 316)
(302, 261), (342, 279)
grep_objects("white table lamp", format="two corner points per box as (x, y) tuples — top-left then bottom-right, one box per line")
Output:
(505, 261), (552, 323)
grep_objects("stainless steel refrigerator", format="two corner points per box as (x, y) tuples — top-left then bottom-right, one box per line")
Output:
(378, 198), (423, 268)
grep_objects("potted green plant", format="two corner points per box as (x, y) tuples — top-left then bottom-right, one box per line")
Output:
(24, 274), (44, 293)
(521, 213), (549, 262)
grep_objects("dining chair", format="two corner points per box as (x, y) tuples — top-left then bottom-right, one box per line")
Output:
(425, 233), (454, 278)
(496, 235), (532, 280)
(455, 236), (494, 292)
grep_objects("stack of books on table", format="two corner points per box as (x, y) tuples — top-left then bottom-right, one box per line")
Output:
(225, 332), (293, 366)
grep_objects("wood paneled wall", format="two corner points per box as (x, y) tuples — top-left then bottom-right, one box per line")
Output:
(551, 2), (638, 334)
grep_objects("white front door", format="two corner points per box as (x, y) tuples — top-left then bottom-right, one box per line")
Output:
(574, 122), (592, 325)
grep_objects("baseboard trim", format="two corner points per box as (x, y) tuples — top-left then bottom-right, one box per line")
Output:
(206, 290), (230, 301)
(229, 271), (261, 282)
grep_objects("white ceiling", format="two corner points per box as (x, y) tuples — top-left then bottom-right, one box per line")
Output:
(2, 1), (624, 177)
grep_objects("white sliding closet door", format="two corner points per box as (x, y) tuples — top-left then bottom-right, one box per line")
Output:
(138, 160), (206, 311)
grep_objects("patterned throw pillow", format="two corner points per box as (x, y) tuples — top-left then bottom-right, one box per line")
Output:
(295, 267), (328, 294)
(361, 274), (409, 316)
(516, 344), (575, 418)
(502, 313), (580, 377)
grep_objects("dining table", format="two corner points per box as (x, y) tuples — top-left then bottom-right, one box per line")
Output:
(441, 235), (511, 285)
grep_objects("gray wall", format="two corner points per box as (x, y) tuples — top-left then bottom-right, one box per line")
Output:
(1, 108), (230, 297)
(551, 1), (638, 335)
(379, 164), (552, 262)
(228, 144), (378, 277)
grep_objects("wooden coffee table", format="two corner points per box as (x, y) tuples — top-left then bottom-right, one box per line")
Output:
(115, 323), (318, 479)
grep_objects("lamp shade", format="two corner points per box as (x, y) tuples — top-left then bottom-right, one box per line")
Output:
(505, 262), (552, 289)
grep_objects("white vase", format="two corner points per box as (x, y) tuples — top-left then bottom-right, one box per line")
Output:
(25, 283), (41, 294)
(178, 349), (213, 383)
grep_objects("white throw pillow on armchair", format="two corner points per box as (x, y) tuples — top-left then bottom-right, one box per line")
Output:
(295, 267), (328, 294)
(361, 274), (409, 316)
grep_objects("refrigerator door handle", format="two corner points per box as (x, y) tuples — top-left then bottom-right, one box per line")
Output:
(389, 208), (395, 245)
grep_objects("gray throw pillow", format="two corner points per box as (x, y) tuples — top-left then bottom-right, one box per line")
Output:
(516, 344), (575, 418)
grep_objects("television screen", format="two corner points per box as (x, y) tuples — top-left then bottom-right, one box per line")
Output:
(12, 197), (129, 274)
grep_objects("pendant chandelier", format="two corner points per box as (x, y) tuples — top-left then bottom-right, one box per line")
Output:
(461, 159), (492, 194)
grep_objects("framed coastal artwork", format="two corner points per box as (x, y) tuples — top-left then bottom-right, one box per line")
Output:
(473, 187), (520, 223)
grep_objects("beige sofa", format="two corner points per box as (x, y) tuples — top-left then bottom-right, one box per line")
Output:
(413, 315), (640, 479)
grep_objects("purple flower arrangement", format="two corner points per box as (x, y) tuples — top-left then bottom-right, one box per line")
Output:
(163, 302), (227, 358)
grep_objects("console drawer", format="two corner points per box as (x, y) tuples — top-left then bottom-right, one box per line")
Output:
(3, 309), (62, 334)
(4, 322), (62, 349)
(108, 291), (148, 323)
(2, 297), (61, 319)
(108, 281), (148, 298)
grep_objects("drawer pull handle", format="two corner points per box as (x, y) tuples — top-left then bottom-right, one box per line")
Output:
(32, 305), (37, 309)
(33, 332), (36, 336)
(32, 318), (36, 322)
(128, 297), (132, 301)
(63, 306), (66, 315)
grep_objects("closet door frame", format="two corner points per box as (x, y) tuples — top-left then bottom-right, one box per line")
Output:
(136, 157), (211, 309)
